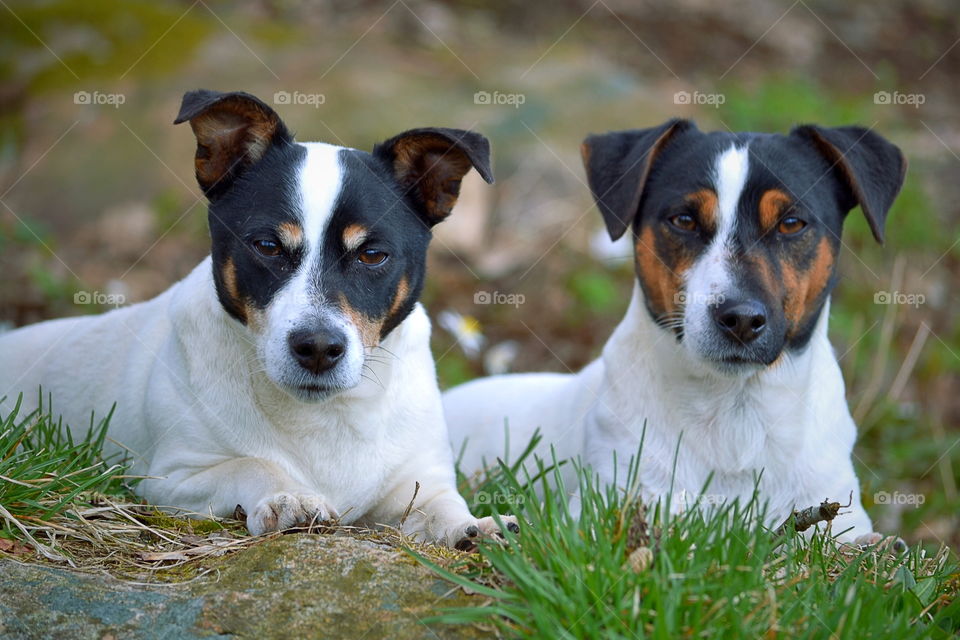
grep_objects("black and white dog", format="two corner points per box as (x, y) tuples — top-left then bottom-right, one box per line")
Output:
(0, 89), (516, 548)
(445, 120), (905, 543)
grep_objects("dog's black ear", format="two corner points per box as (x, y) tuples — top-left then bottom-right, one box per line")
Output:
(174, 89), (292, 199)
(581, 119), (696, 241)
(374, 127), (493, 226)
(790, 125), (906, 244)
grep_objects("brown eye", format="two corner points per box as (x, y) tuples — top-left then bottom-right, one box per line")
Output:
(358, 249), (388, 266)
(253, 239), (282, 257)
(669, 214), (698, 232)
(778, 216), (807, 235)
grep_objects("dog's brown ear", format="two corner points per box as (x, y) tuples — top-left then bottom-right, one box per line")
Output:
(374, 127), (494, 226)
(581, 119), (696, 241)
(174, 89), (292, 199)
(790, 125), (906, 244)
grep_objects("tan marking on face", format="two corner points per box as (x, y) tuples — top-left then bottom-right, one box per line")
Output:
(278, 222), (303, 248)
(635, 226), (693, 319)
(342, 223), (369, 251)
(222, 257), (246, 323)
(758, 189), (792, 231)
(750, 253), (782, 301)
(338, 293), (382, 348)
(389, 276), (410, 318)
(803, 236), (835, 308)
(782, 236), (835, 333)
(244, 305), (264, 333)
(685, 189), (718, 233)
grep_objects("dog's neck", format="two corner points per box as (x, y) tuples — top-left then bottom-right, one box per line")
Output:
(600, 282), (849, 472)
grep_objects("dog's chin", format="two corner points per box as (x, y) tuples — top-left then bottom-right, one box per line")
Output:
(284, 383), (345, 402)
(701, 354), (769, 377)
(683, 340), (782, 378)
(271, 374), (361, 403)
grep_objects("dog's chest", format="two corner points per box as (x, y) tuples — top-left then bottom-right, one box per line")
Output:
(632, 386), (805, 470)
(265, 407), (398, 514)
(593, 356), (820, 499)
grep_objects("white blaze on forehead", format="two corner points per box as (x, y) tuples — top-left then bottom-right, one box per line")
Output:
(681, 143), (752, 357)
(712, 143), (750, 244)
(687, 143), (750, 288)
(267, 142), (344, 320)
(297, 142), (345, 256)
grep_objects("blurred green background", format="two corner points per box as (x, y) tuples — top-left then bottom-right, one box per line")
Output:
(0, 0), (957, 548)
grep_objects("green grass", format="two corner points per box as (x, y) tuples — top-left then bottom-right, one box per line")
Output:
(0, 391), (128, 540)
(422, 449), (960, 639)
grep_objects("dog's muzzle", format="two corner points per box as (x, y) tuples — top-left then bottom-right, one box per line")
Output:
(287, 326), (348, 375)
(703, 296), (783, 367)
(712, 298), (767, 345)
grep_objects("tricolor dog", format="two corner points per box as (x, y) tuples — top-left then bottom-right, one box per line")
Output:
(445, 120), (905, 542)
(0, 89), (517, 548)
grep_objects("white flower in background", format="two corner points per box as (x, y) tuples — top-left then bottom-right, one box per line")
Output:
(589, 227), (632, 264)
(483, 340), (519, 375)
(438, 311), (485, 357)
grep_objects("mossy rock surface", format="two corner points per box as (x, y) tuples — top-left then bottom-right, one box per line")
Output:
(0, 534), (494, 639)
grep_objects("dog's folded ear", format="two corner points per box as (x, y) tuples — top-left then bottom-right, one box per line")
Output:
(791, 125), (906, 244)
(581, 119), (696, 241)
(374, 128), (493, 226)
(174, 89), (292, 199)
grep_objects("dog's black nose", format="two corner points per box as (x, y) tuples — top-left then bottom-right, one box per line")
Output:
(713, 300), (767, 344)
(288, 329), (347, 374)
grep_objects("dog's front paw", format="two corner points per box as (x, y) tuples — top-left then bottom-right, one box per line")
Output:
(449, 515), (521, 551)
(853, 532), (908, 553)
(246, 492), (339, 536)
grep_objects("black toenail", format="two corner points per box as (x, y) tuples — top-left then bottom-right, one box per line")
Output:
(233, 504), (247, 521)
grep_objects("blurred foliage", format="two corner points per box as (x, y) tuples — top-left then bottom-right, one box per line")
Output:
(0, 0), (211, 93)
(0, 0), (956, 549)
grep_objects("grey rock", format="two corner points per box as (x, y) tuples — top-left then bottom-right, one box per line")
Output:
(0, 534), (493, 639)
